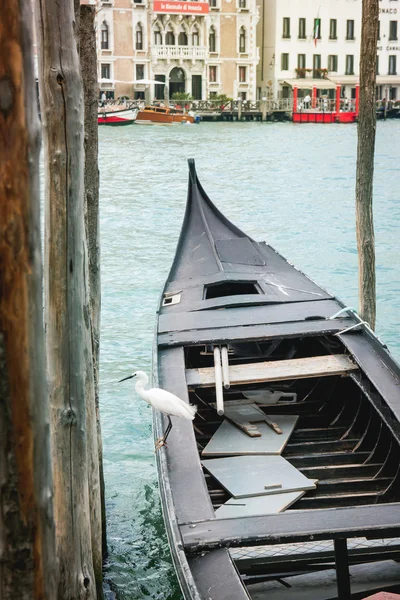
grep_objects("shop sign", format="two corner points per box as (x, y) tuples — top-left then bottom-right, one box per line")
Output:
(153, 1), (209, 14)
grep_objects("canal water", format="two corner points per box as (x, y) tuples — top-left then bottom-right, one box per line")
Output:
(99, 121), (400, 599)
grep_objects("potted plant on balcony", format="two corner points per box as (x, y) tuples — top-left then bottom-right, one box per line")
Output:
(315, 68), (329, 79)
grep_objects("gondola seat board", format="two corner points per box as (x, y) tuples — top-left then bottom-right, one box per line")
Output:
(157, 317), (353, 348)
(180, 503), (400, 553)
(158, 299), (344, 334)
(186, 354), (358, 388)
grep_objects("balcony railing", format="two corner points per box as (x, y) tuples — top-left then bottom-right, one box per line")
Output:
(152, 46), (207, 60)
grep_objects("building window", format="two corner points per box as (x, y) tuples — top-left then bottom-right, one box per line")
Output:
(209, 0), (217, 6)
(378, 20), (380, 40)
(166, 30), (175, 45)
(239, 27), (246, 52)
(389, 55), (397, 75)
(345, 54), (354, 75)
(101, 63), (110, 79)
(298, 18), (306, 39)
(329, 19), (337, 40)
(297, 54), (306, 69)
(376, 55), (379, 75)
(389, 21), (398, 41)
(328, 55), (338, 72)
(178, 30), (188, 46)
(346, 20), (355, 40)
(282, 17), (290, 39)
(281, 53), (289, 70)
(209, 26), (216, 52)
(239, 66), (247, 81)
(154, 28), (162, 45)
(192, 28), (199, 46)
(238, 0), (246, 8)
(136, 64), (144, 80)
(101, 21), (109, 49)
(313, 53), (321, 77)
(239, 91), (247, 100)
(209, 65), (217, 82)
(136, 23), (143, 50)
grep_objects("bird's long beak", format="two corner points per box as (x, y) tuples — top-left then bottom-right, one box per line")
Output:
(118, 374), (135, 383)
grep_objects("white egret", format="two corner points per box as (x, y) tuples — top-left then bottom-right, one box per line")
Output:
(119, 371), (197, 450)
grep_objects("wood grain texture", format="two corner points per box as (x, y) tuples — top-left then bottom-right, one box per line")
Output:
(186, 354), (358, 388)
(355, 0), (379, 329)
(0, 0), (56, 597)
(35, 0), (98, 596)
(80, 5), (105, 594)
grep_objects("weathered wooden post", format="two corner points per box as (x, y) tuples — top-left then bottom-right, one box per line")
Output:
(0, 1), (57, 598)
(355, 0), (379, 329)
(34, 0), (100, 596)
(238, 97), (242, 121)
(80, 0), (107, 586)
(260, 96), (267, 121)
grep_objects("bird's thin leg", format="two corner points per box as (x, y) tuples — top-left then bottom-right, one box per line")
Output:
(163, 416), (173, 443)
(155, 416), (173, 451)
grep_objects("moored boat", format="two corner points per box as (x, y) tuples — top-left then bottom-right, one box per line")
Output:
(136, 105), (196, 125)
(153, 160), (400, 599)
(97, 107), (138, 126)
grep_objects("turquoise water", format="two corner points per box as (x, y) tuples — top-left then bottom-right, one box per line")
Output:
(99, 121), (400, 599)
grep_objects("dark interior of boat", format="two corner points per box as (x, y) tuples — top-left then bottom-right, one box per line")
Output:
(184, 334), (400, 591)
(186, 334), (400, 512)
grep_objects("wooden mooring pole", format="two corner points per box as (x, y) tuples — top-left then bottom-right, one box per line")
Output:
(34, 0), (102, 596)
(355, 0), (379, 330)
(80, 0), (107, 578)
(0, 1), (57, 598)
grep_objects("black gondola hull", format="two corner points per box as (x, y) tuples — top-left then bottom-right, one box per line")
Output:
(153, 161), (400, 599)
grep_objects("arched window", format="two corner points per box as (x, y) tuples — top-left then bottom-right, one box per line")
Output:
(209, 26), (216, 52)
(239, 26), (246, 52)
(192, 27), (199, 46)
(178, 30), (188, 45)
(166, 29), (175, 45)
(154, 27), (162, 45)
(101, 21), (109, 49)
(136, 23), (143, 50)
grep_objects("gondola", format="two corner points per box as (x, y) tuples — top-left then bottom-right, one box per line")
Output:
(153, 160), (400, 600)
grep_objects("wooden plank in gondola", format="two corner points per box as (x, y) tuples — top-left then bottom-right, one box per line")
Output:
(186, 354), (358, 388)
(180, 503), (400, 554)
(158, 299), (344, 334)
(157, 317), (353, 348)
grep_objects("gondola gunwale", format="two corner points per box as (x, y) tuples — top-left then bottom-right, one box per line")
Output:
(153, 160), (400, 599)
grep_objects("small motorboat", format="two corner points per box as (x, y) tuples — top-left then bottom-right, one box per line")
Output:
(153, 160), (400, 599)
(135, 105), (195, 125)
(97, 107), (138, 126)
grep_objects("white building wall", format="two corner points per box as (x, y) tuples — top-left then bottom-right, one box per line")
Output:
(257, 0), (400, 101)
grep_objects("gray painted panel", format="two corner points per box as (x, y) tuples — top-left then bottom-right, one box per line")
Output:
(215, 238), (266, 266)
(215, 490), (306, 519)
(202, 455), (316, 498)
(202, 417), (299, 457)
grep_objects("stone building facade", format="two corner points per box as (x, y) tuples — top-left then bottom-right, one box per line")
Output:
(96, 0), (259, 101)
